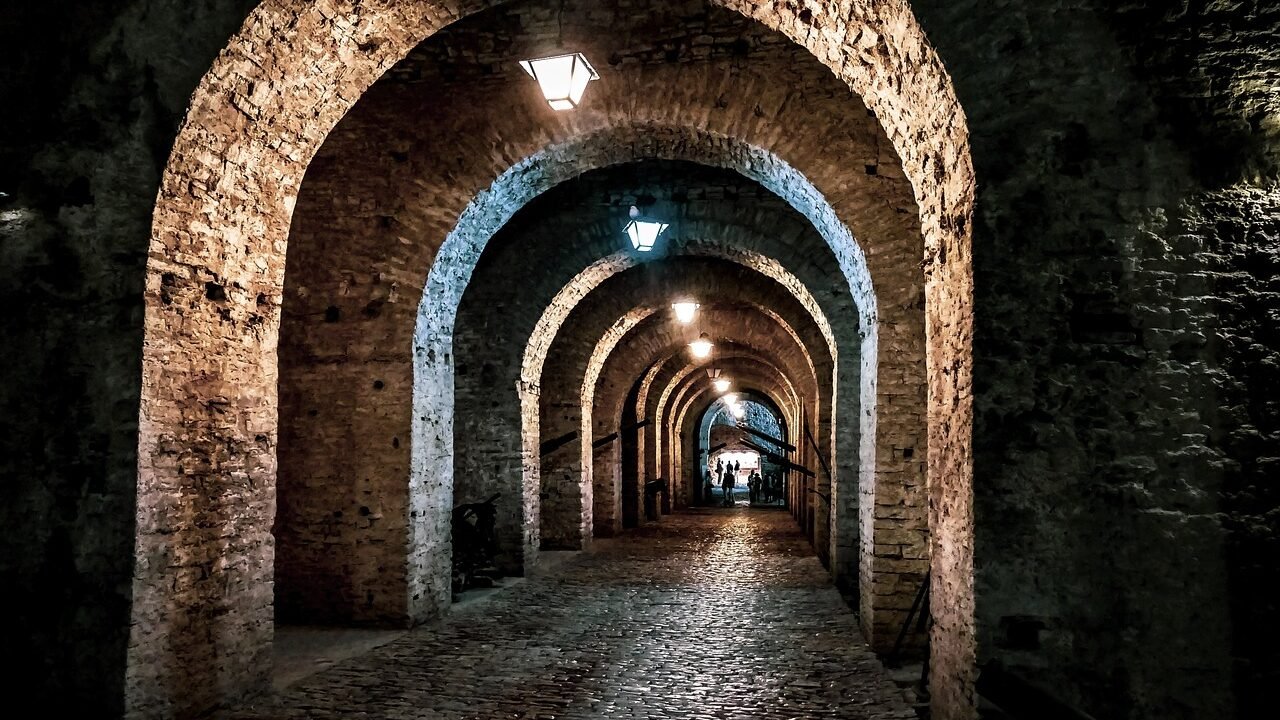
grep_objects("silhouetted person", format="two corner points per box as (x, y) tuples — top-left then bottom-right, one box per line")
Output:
(721, 468), (735, 506)
(748, 472), (760, 504)
(703, 470), (714, 505)
(733, 460), (740, 474)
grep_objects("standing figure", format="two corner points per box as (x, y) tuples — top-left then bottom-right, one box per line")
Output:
(703, 470), (714, 505)
(721, 467), (735, 506)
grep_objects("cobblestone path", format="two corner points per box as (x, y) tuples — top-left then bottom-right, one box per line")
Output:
(224, 508), (914, 720)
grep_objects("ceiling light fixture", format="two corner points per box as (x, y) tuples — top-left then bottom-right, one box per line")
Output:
(689, 332), (714, 359)
(671, 300), (699, 324)
(713, 378), (732, 393)
(624, 206), (669, 252)
(519, 52), (599, 111)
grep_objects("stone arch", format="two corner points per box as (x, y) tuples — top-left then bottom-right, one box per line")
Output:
(581, 306), (815, 536)
(138, 1), (974, 717)
(415, 129), (875, 582)
(525, 256), (827, 547)
(665, 358), (803, 500)
(697, 388), (793, 499)
(442, 162), (842, 569)
(642, 350), (799, 507)
(682, 377), (801, 502)
(699, 391), (790, 461)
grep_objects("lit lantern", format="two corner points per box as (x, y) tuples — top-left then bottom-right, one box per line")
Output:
(713, 378), (732, 393)
(624, 207), (670, 252)
(731, 403), (745, 419)
(519, 53), (599, 111)
(723, 393), (739, 405)
(671, 301), (699, 324)
(689, 332), (714, 359)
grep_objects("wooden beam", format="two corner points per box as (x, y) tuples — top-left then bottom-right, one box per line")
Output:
(539, 430), (579, 457)
(740, 425), (796, 453)
(740, 438), (815, 477)
(698, 442), (729, 456)
(592, 419), (651, 450)
(803, 423), (833, 480)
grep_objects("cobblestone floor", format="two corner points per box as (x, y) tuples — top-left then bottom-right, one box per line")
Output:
(224, 508), (914, 720)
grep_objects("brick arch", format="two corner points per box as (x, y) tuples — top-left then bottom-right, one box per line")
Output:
(698, 389), (792, 488)
(662, 362), (804, 511)
(582, 308), (815, 537)
(700, 392), (790, 459)
(695, 383), (798, 502)
(665, 358), (803, 510)
(666, 358), (799, 461)
(525, 255), (829, 549)
(643, 350), (798, 505)
(682, 376), (800, 501)
(414, 126), (878, 579)
(587, 313), (812, 538)
(139, 0), (974, 716)
(519, 241), (837, 392)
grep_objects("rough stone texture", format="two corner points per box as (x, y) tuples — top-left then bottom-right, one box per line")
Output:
(274, 8), (931, 684)
(9, 0), (996, 716)
(909, 1), (1280, 716)
(221, 510), (915, 720)
(0, 1), (265, 715)
(11, 1), (1280, 718)
(579, 303), (817, 531)
(447, 163), (843, 561)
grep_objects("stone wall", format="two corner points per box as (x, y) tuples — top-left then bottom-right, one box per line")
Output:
(15, 1), (1277, 719)
(0, 1), (260, 714)
(911, 1), (1280, 716)
(449, 163), (840, 556)
(278, 1), (924, 660)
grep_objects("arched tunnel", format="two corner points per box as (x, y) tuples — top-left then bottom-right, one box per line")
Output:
(3, 0), (1278, 719)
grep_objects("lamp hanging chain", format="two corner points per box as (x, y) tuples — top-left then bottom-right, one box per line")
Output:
(557, 0), (565, 49)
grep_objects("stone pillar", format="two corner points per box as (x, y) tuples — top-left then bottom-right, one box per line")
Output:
(539, 399), (590, 549)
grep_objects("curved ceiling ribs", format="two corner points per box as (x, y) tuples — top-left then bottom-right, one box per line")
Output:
(135, 0), (974, 717)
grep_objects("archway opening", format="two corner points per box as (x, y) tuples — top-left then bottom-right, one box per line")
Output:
(137, 0), (975, 715)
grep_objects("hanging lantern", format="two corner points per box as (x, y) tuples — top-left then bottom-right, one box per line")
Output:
(519, 52), (599, 111)
(731, 403), (746, 419)
(689, 332), (714, 359)
(624, 205), (670, 252)
(713, 378), (732, 393)
(671, 300), (699, 324)
(723, 393), (739, 405)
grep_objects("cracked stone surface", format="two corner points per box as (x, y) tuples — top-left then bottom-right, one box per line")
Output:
(222, 509), (914, 720)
